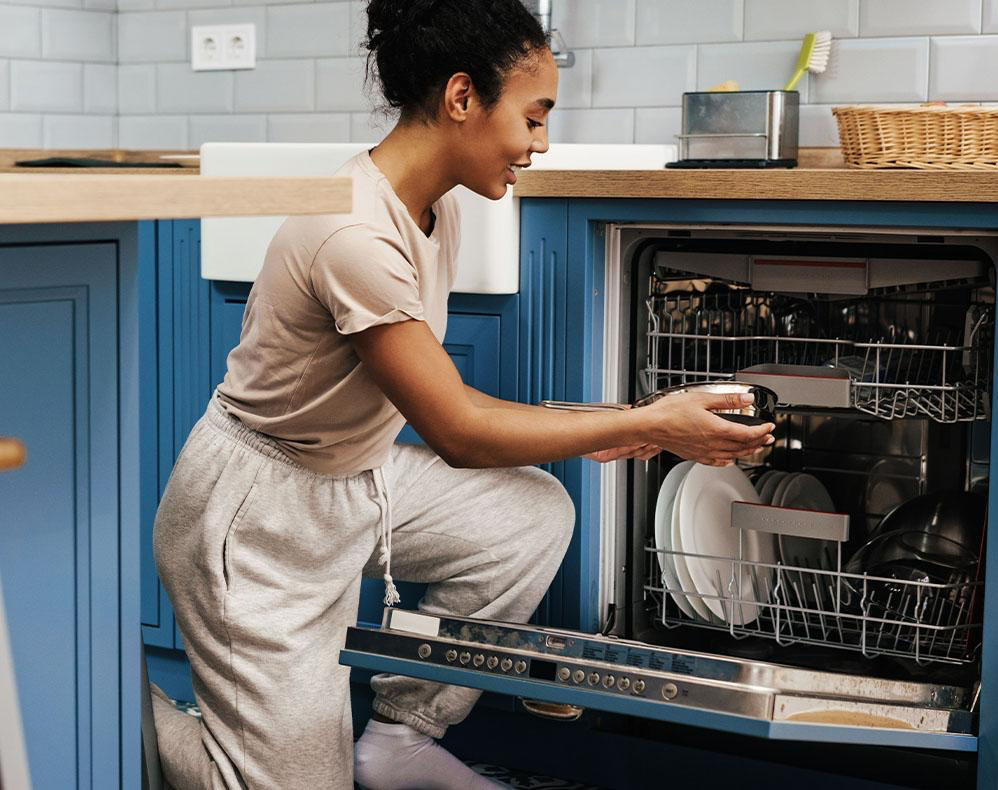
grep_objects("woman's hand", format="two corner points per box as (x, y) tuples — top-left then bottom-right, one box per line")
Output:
(637, 391), (774, 466)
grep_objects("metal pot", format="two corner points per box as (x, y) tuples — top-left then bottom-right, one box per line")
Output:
(541, 380), (778, 426)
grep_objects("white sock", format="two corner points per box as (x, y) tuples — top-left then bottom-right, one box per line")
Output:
(354, 718), (506, 790)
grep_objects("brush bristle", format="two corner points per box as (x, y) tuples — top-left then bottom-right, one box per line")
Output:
(807, 30), (832, 73)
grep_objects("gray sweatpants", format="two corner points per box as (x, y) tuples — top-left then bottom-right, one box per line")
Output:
(151, 397), (575, 789)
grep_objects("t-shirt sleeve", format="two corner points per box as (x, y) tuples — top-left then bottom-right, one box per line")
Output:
(309, 225), (425, 335)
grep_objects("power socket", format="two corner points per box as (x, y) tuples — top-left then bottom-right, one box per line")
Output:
(191, 24), (256, 71)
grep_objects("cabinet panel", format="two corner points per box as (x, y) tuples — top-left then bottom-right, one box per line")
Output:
(0, 242), (120, 789)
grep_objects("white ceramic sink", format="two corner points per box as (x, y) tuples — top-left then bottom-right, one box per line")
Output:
(200, 142), (676, 292)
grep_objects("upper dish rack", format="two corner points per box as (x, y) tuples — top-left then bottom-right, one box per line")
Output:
(644, 288), (993, 424)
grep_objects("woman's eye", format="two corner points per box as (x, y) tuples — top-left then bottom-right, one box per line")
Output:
(527, 119), (544, 130)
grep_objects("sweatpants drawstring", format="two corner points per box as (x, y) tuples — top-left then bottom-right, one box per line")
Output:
(372, 466), (401, 607)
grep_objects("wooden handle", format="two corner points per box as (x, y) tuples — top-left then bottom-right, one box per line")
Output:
(0, 438), (26, 471)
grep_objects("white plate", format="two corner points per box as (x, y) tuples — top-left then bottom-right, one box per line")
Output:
(670, 476), (712, 620)
(653, 461), (696, 618)
(775, 473), (838, 571)
(678, 464), (775, 625)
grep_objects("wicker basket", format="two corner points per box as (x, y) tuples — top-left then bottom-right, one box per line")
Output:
(832, 104), (998, 170)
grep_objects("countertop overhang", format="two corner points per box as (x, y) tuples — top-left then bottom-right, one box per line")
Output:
(512, 168), (998, 203)
(0, 173), (352, 224)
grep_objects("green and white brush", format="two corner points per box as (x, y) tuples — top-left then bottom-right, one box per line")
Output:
(784, 31), (831, 91)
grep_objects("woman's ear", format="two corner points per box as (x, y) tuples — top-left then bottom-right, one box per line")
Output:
(442, 72), (474, 122)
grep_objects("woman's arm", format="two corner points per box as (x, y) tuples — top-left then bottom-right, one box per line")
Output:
(351, 319), (773, 468)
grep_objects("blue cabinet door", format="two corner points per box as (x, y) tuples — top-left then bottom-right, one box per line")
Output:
(142, 220), (211, 651)
(0, 241), (123, 789)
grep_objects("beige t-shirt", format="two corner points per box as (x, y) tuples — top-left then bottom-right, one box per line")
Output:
(215, 150), (461, 475)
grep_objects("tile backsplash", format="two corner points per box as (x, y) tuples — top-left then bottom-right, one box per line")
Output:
(0, 0), (996, 150)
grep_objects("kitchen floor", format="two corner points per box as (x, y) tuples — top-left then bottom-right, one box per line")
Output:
(168, 697), (603, 789)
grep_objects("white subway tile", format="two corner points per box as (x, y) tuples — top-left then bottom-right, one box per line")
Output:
(860, 0), (981, 36)
(118, 11), (186, 63)
(553, 0), (636, 49)
(930, 36), (998, 100)
(635, 106), (682, 145)
(698, 41), (805, 96)
(118, 64), (156, 114)
(235, 59), (313, 112)
(744, 0), (859, 40)
(267, 112), (351, 142)
(0, 114), (43, 147)
(15, 0), (81, 9)
(799, 104), (842, 146)
(0, 62), (8, 111)
(267, 3), (350, 58)
(85, 0), (118, 10)
(0, 7), (41, 58)
(350, 111), (389, 143)
(157, 0), (231, 9)
(593, 46), (695, 108)
(43, 113), (113, 148)
(811, 37), (928, 103)
(189, 113), (266, 145)
(316, 57), (371, 112)
(158, 63), (233, 113)
(348, 0), (367, 57)
(554, 48), (591, 109)
(43, 10), (115, 62)
(11, 60), (82, 112)
(986, 0), (998, 32)
(117, 0), (155, 10)
(118, 114), (188, 148)
(84, 63), (116, 114)
(548, 108), (635, 143)
(637, 0), (742, 45)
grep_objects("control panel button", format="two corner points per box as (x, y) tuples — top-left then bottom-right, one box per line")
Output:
(587, 672), (600, 686)
(557, 667), (571, 681)
(473, 654), (485, 667)
(445, 650), (458, 663)
(633, 680), (646, 695)
(514, 660), (527, 674)
(617, 677), (630, 691)
(662, 682), (679, 700)
(572, 670), (585, 684)
(459, 651), (471, 665)
(417, 644), (431, 660)
(602, 674), (616, 689)
(500, 658), (513, 672)
(486, 656), (499, 670)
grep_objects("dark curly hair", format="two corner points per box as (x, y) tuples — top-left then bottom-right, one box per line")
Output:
(365, 0), (549, 122)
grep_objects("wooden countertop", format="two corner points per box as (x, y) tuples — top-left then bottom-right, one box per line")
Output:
(0, 173), (351, 224)
(512, 167), (998, 203)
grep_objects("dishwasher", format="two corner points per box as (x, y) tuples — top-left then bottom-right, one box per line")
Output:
(339, 224), (995, 767)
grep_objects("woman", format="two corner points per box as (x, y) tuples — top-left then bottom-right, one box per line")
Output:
(150, 1), (775, 788)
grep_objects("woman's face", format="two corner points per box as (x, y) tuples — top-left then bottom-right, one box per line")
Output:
(460, 48), (558, 200)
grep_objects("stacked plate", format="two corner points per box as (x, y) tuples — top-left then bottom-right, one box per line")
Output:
(654, 463), (776, 626)
(753, 470), (837, 571)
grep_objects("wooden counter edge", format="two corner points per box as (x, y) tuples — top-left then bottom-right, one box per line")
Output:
(512, 168), (998, 203)
(0, 174), (352, 223)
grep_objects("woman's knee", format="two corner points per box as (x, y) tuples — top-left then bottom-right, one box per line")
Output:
(515, 466), (575, 551)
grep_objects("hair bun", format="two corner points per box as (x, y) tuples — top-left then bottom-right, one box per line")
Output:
(367, 0), (442, 44)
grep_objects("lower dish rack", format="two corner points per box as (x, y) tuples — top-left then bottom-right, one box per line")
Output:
(645, 544), (983, 666)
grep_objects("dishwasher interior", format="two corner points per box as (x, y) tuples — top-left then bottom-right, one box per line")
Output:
(608, 225), (995, 701)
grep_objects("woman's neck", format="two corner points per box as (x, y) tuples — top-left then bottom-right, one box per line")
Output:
(369, 122), (457, 236)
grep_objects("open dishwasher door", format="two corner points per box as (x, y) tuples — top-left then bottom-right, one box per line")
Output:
(339, 608), (977, 752)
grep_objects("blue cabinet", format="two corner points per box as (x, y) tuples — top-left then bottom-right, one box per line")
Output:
(0, 223), (152, 789)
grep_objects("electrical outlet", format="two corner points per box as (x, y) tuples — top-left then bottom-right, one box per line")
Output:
(191, 24), (256, 71)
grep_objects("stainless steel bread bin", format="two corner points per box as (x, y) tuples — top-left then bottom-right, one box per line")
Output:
(669, 90), (799, 168)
